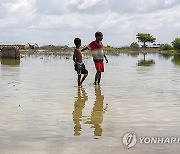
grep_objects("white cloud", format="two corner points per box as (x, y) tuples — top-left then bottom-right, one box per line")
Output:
(68, 0), (79, 5)
(165, 0), (176, 5)
(35, 14), (85, 29)
(2, 0), (36, 16)
(0, 18), (17, 28)
(78, 0), (102, 9)
(3, 0), (30, 13)
(0, 0), (180, 46)
(1, 0), (36, 27)
(98, 13), (119, 29)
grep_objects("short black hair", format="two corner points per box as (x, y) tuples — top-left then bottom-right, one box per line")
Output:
(74, 38), (81, 46)
(95, 31), (103, 37)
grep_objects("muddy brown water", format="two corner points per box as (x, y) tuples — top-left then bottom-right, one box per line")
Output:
(0, 53), (180, 154)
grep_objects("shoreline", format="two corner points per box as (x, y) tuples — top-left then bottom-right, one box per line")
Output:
(18, 47), (179, 56)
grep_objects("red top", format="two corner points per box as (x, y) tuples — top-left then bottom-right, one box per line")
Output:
(88, 41), (103, 51)
(88, 41), (104, 60)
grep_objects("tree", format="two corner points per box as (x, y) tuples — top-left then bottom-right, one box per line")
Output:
(172, 37), (180, 51)
(136, 33), (156, 48)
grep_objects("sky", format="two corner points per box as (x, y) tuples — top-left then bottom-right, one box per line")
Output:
(0, 0), (180, 47)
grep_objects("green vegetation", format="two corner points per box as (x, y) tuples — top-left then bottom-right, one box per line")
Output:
(39, 45), (74, 52)
(137, 59), (155, 66)
(172, 37), (180, 51)
(136, 33), (156, 48)
(159, 50), (177, 57)
(36, 44), (178, 57)
(27, 34), (180, 57)
(160, 44), (173, 50)
(172, 54), (180, 65)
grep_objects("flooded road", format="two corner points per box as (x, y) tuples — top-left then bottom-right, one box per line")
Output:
(0, 53), (180, 154)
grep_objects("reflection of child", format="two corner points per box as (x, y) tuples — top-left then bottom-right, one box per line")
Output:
(85, 85), (105, 137)
(81, 31), (108, 85)
(72, 87), (88, 136)
(73, 38), (88, 86)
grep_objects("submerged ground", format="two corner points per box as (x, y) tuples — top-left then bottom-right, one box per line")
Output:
(0, 53), (180, 154)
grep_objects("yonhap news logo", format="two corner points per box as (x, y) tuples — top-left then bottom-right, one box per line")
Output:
(122, 132), (180, 149)
(122, 132), (137, 148)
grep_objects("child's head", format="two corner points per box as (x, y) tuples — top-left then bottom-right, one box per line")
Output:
(95, 31), (103, 41)
(74, 38), (81, 48)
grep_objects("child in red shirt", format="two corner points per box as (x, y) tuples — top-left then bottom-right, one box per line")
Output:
(82, 32), (108, 85)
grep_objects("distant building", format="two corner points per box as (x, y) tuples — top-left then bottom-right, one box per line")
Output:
(34, 43), (39, 49)
(0, 44), (25, 50)
(148, 43), (161, 48)
(24, 43), (31, 49)
(24, 43), (39, 49)
(0, 43), (39, 50)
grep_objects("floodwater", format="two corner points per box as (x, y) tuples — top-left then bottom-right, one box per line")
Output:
(0, 53), (180, 154)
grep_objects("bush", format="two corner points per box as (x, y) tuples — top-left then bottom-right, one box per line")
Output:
(130, 42), (139, 51)
(137, 59), (155, 66)
(172, 37), (180, 51)
(160, 44), (173, 50)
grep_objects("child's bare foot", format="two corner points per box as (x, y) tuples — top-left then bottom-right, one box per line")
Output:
(78, 85), (82, 87)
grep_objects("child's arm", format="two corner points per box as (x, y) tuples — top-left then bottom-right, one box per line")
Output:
(81, 46), (89, 52)
(104, 54), (108, 63)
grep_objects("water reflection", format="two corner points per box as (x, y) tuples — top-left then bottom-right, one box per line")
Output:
(159, 53), (172, 60)
(72, 87), (88, 136)
(127, 52), (139, 57)
(1, 58), (20, 66)
(137, 59), (155, 66)
(22, 52), (72, 60)
(85, 85), (106, 137)
(172, 54), (180, 65)
(72, 86), (107, 137)
(137, 53), (155, 66)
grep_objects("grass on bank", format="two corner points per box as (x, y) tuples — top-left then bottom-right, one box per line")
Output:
(19, 45), (180, 57)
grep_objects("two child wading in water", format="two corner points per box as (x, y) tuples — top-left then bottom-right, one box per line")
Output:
(73, 31), (108, 86)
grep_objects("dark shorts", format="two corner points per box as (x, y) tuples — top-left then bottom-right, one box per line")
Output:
(74, 63), (88, 75)
(93, 58), (103, 62)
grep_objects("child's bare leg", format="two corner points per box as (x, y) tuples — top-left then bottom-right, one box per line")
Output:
(97, 72), (101, 85)
(94, 72), (100, 85)
(94, 72), (98, 85)
(78, 75), (81, 86)
(80, 74), (88, 85)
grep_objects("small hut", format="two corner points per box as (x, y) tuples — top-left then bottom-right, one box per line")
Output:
(24, 43), (39, 49)
(1, 47), (20, 58)
(24, 43), (31, 50)
(34, 43), (39, 49)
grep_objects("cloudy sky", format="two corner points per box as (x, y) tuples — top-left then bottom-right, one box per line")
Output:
(0, 0), (180, 47)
